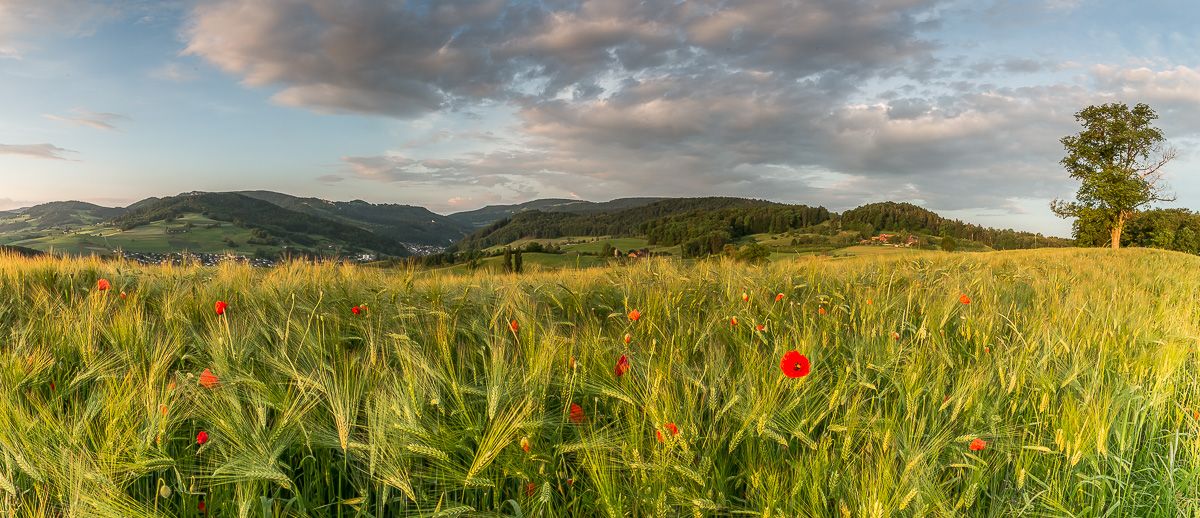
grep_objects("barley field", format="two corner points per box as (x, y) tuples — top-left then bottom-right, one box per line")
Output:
(0, 248), (1196, 517)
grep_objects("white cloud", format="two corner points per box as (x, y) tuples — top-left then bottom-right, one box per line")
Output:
(43, 109), (131, 132)
(0, 143), (77, 160)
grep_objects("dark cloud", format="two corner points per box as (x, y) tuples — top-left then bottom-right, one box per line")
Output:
(0, 143), (77, 160)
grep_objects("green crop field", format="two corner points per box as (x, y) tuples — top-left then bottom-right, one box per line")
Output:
(0, 248), (1196, 517)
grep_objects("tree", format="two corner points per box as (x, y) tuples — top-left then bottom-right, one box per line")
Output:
(514, 249), (523, 273)
(503, 247), (513, 272)
(940, 236), (957, 252)
(1051, 103), (1176, 248)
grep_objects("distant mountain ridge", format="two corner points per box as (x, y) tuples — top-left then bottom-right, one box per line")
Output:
(446, 197), (670, 229)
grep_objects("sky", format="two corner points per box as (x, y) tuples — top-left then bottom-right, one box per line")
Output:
(2, 0), (1199, 237)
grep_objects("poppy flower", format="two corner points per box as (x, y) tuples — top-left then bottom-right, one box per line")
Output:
(818, 308), (825, 315)
(628, 309), (641, 321)
(969, 438), (986, 451)
(892, 332), (900, 340)
(97, 279), (110, 291)
(775, 293), (785, 301)
(730, 317), (738, 326)
(624, 333), (632, 343)
(50, 382), (55, 390)
(1194, 411), (1198, 420)
(756, 324), (765, 331)
(352, 306), (361, 315)
(569, 404), (585, 424)
(198, 502), (206, 512)
(197, 431), (209, 445)
(569, 357), (576, 368)
(779, 351), (810, 378)
(866, 299), (872, 305)
(120, 292), (127, 299)
(656, 422), (680, 442)
(742, 292), (749, 302)
(215, 301), (227, 315)
(959, 294), (970, 304)
(520, 437), (531, 451)
(614, 355), (630, 376)
(199, 369), (219, 388)
(509, 320), (519, 333)
(526, 483), (536, 496)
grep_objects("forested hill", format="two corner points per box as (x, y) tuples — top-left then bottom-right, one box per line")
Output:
(111, 193), (410, 256)
(0, 201), (127, 232)
(235, 190), (472, 246)
(841, 202), (1071, 250)
(448, 197), (801, 251)
(446, 197), (669, 229)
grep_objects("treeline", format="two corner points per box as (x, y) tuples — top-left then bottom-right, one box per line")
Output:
(1074, 208), (1200, 253)
(641, 205), (831, 257)
(449, 197), (777, 252)
(110, 193), (410, 256)
(841, 202), (1071, 250)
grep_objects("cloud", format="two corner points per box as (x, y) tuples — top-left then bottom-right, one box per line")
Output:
(0, 0), (124, 57)
(315, 174), (343, 183)
(43, 109), (131, 132)
(150, 61), (199, 82)
(0, 197), (33, 211)
(0, 143), (77, 160)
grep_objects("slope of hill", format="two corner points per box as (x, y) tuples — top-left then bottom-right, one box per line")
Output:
(112, 192), (410, 256)
(236, 190), (471, 246)
(449, 197), (790, 251)
(0, 201), (126, 233)
(447, 197), (670, 229)
(841, 202), (1071, 249)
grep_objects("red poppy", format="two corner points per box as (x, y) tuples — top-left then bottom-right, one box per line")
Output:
(779, 351), (810, 378)
(520, 436), (531, 451)
(756, 324), (765, 331)
(509, 320), (519, 333)
(969, 438), (986, 451)
(892, 332), (900, 340)
(628, 309), (640, 321)
(959, 294), (970, 304)
(730, 317), (738, 326)
(199, 368), (219, 388)
(866, 299), (872, 305)
(198, 502), (206, 512)
(775, 293), (784, 301)
(657, 422), (679, 442)
(624, 333), (632, 343)
(215, 301), (227, 315)
(352, 306), (361, 315)
(1193, 411), (1198, 420)
(97, 279), (110, 291)
(526, 482), (536, 496)
(50, 382), (55, 390)
(197, 431), (209, 445)
(818, 308), (825, 315)
(120, 292), (127, 299)
(742, 292), (749, 302)
(614, 355), (630, 376)
(569, 404), (585, 424)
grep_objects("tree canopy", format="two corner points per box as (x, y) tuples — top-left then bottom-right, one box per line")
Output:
(1051, 103), (1176, 248)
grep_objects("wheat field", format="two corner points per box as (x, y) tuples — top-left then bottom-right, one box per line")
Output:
(0, 248), (1195, 517)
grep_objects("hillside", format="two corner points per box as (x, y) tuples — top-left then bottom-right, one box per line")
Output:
(236, 190), (471, 246)
(112, 192), (410, 256)
(447, 197), (669, 228)
(0, 201), (126, 233)
(449, 197), (785, 251)
(841, 201), (1071, 249)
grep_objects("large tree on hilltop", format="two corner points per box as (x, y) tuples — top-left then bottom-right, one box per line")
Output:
(1051, 102), (1176, 248)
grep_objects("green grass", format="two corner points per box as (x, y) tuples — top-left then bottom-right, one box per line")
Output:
(0, 248), (1196, 516)
(1, 213), (301, 256)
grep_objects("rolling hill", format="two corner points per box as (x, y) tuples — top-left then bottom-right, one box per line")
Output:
(0, 201), (126, 233)
(111, 192), (410, 256)
(235, 190), (471, 246)
(446, 197), (669, 229)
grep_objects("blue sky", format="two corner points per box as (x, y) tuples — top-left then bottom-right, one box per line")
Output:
(2, 0), (1199, 237)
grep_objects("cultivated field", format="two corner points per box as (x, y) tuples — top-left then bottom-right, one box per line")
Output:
(0, 248), (1195, 517)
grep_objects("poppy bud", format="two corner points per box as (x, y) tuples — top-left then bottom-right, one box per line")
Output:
(520, 437), (531, 451)
(624, 333), (631, 343)
(775, 293), (784, 301)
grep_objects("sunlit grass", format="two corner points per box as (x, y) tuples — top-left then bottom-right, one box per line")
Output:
(0, 248), (1196, 517)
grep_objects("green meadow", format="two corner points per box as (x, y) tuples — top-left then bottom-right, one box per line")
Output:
(0, 248), (1196, 517)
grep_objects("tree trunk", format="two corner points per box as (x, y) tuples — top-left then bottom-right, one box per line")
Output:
(1110, 212), (1127, 249)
